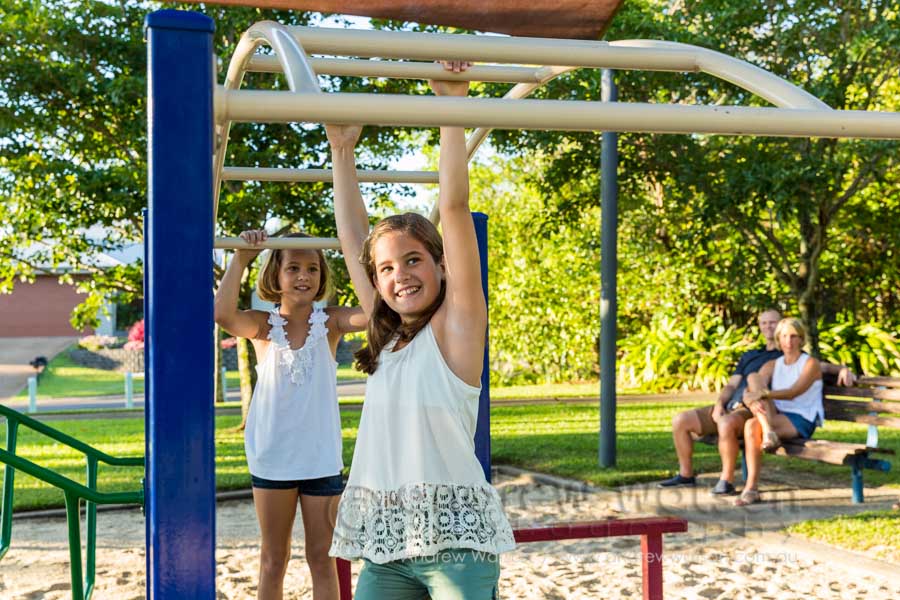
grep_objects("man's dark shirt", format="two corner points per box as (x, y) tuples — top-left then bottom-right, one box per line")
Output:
(726, 346), (784, 411)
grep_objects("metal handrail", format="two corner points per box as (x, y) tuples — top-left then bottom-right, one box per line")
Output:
(0, 404), (144, 600)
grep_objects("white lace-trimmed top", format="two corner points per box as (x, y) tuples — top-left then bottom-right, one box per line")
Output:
(244, 307), (343, 480)
(330, 322), (516, 564)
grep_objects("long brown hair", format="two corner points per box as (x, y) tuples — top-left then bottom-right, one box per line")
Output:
(355, 213), (445, 374)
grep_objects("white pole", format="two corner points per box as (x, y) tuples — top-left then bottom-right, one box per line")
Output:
(214, 237), (341, 250)
(248, 56), (545, 83)
(221, 167), (438, 184)
(218, 90), (900, 140)
(27, 376), (37, 413)
(125, 371), (134, 409)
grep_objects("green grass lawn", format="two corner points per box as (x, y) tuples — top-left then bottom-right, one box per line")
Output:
(5, 400), (897, 512)
(15, 349), (366, 400)
(787, 510), (900, 562)
(16, 353), (145, 399)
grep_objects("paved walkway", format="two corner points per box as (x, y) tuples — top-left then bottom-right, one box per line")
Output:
(0, 336), (76, 402)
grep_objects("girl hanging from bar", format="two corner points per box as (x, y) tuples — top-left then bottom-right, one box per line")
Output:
(326, 61), (515, 600)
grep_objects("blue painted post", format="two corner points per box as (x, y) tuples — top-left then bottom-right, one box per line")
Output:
(599, 69), (619, 467)
(142, 208), (150, 598)
(473, 212), (491, 482)
(145, 10), (216, 599)
(851, 459), (864, 504)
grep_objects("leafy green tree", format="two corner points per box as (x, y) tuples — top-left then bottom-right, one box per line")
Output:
(488, 0), (900, 354)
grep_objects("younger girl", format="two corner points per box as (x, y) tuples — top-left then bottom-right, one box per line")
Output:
(214, 230), (366, 600)
(326, 62), (515, 599)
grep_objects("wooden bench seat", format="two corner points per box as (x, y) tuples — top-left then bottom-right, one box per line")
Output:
(700, 375), (899, 503)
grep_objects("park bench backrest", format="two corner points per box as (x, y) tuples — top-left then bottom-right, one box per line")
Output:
(822, 376), (900, 442)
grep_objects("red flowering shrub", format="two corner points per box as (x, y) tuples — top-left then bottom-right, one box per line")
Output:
(128, 319), (145, 343)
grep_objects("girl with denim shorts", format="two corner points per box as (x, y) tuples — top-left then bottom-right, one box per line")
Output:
(215, 230), (366, 599)
(739, 317), (824, 506)
(326, 62), (516, 599)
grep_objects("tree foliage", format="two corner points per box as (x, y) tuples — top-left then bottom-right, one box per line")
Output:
(488, 0), (900, 358)
(0, 0), (417, 329)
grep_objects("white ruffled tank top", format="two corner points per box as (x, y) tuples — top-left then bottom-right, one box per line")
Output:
(330, 322), (515, 563)
(244, 307), (343, 480)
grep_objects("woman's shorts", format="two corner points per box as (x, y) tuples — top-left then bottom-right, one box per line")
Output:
(783, 412), (817, 439)
(353, 549), (500, 600)
(250, 473), (345, 496)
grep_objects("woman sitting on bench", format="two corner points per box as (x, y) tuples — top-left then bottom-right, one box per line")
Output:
(736, 317), (823, 506)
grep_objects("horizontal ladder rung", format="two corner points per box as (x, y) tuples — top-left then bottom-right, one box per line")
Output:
(214, 237), (341, 250)
(247, 56), (547, 84)
(222, 167), (438, 184)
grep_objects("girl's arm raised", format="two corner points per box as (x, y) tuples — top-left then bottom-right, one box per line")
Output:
(326, 124), (376, 318)
(213, 230), (268, 338)
(431, 62), (488, 387)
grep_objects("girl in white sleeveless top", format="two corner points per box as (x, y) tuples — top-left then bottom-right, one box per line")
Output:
(215, 230), (366, 600)
(738, 317), (823, 506)
(326, 62), (515, 599)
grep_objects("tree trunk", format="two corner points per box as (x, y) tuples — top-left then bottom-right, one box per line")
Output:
(213, 324), (224, 403)
(237, 336), (253, 428)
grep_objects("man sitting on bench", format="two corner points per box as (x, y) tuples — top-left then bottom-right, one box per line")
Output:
(658, 309), (855, 495)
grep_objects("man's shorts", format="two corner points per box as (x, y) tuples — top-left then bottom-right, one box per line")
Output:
(250, 473), (345, 496)
(691, 404), (753, 438)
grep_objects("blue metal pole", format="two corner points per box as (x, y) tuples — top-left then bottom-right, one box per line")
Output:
(599, 69), (618, 468)
(145, 10), (216, 599)
(142, 208), (150, 599)
(473, 212), (491, 482)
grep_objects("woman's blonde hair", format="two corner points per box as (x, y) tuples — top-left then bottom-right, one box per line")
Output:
(354, 213), (445, 374)
(256, 233), (332, 303)
(775, 317), (807, 346)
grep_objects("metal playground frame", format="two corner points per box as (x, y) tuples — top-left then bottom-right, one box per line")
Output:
(143, 9), (900, 599)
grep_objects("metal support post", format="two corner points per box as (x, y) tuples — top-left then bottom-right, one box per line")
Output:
(145, 10), (216, 599)
(27, 377), (37, 414)
(125, 372), (134, 409)
(599, 69), (618, 468)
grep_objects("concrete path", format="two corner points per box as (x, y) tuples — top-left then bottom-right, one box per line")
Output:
(0, 336), (76, 402)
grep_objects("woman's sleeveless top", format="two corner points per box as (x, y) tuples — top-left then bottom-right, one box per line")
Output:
(244, 307), (343, 480)
(772, 353), (824, 425)
(330, 323), (515, 564)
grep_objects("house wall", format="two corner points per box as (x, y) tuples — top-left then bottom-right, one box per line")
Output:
(0, 275), (95, 337)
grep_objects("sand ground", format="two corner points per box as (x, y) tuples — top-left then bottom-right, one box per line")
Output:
(1, 470), (898, 599)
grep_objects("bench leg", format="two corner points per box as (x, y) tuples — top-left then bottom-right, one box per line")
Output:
(740, 452), (748, 483)
(641, 533), (664, 600)
(851, 458), (864, 504)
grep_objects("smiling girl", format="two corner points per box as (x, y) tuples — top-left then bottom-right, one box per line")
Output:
(325, 62), (515, 599)
(214, 230), (365, 599)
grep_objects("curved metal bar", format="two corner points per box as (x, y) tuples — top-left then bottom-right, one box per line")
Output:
(430, 66), (575, 224)
(283, 26), (830, 111)
(213, 21), (321, 223)
(610, 40), (828, 111)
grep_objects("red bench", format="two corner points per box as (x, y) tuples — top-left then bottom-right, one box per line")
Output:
(337, 516), (688, 600)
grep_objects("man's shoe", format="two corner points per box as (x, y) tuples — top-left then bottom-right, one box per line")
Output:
(710, 479), (737, 496)
(657, 474), (696, 488)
